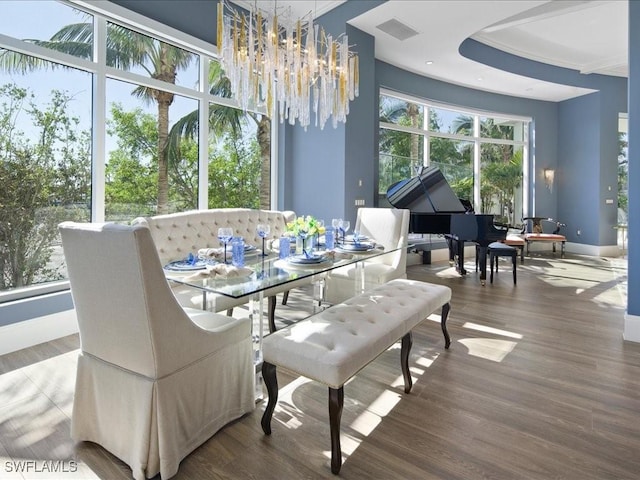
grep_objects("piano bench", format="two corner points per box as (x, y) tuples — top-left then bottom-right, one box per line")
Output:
(488, 242), (517, 285)
(260, 279), (452, 475)
(504, 234), (525, 263)
(524, 233), (566, 258)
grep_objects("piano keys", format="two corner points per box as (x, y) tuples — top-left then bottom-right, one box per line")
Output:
(386, 166), (507, 284)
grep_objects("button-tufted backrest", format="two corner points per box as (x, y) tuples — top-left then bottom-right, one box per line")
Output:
(355, 207), (410, 270)
(132, 208), (296, 264)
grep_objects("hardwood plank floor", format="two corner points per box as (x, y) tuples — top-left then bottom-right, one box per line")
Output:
(1, 253), (638, 479)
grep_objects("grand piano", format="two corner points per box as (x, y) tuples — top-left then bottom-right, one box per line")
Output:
(386, 165), (507, 284)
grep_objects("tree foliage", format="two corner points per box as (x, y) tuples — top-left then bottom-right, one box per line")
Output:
(0, 83), (89, 289)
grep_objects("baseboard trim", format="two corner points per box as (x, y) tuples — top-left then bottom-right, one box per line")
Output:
(0, 309), (78, 356)
(624, 312), (640, 343)
(565, 242), (622, 257)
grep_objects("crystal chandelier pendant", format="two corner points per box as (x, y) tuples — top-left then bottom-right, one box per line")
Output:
(217, 0), (359, 130)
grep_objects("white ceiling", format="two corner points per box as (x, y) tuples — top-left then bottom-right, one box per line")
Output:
(242, 0), (627, 102)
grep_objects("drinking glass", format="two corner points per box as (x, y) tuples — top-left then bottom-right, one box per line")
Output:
(298, 228), (309, 257)
(217, 227), (233, 263)
(278, 236), (291, 259)
(339, 220), (350, 245)
(325, 227), (335, 250)
(231, 237), (245, 267)
(332, 218), (341, 244)
(257, 224), (270, 256)
(316, 219), (324, 247)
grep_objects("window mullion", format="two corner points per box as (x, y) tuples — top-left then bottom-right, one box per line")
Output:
(91, 16), (107, 222)
(198, 58), (209, 209)
(473, 115), (481, 210)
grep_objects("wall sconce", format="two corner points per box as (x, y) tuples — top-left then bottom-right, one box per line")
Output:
(543, 168), (555, 192)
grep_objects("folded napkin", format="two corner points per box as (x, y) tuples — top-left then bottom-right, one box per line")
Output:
(184, 264), (253, 282)
(197, 247), (225, 259)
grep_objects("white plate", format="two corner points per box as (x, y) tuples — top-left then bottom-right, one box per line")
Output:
(336, 242), (375, 252)
(287, 254), (326, 265)
(164, 259), (216, 271)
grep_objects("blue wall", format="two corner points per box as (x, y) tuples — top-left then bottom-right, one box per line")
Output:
(558, 94), (602, 245)
(280, 1), (382, 225)
(461, 37), (627, 247)
(111, 0), (217, 44)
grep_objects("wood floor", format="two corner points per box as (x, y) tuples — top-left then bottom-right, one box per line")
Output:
(1, 253), (638, 479)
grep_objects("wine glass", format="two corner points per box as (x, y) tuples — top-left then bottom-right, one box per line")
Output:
(339, 220), (350, 245)
(332, 218), (341, 245)
(298, 227), (309, 257)
(315, 219), (324, 248)
(257, 223), (270, 257)
(217, 227), (233, 263)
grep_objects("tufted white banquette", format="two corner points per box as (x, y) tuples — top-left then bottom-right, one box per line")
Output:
(132, 209), (299, 319)
(261, 278), (452, 474)
(132, 208), (296, 265)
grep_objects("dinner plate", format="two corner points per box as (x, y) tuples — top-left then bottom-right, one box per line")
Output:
(287, 254), (326, 265)
(164, 259), (213, 271)
(336, 242), (375, 252)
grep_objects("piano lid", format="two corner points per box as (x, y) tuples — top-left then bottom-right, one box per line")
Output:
(386, 166), (467, 213)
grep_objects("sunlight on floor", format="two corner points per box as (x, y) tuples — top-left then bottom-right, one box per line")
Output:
(273, 375), (313, 431)
(278, 347), (440, 465)
(462, 322), (523, 339)
(458, 338), (517, 362)
(435, 266), (465, 279)
(0, 349), (105, 480)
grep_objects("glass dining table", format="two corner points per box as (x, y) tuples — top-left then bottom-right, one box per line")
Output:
(165, 243), (402, 398)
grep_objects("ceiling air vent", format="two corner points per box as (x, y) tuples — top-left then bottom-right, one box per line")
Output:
(375, 18), (420, 41)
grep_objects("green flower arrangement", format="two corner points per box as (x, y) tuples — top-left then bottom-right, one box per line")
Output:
(286, 215), (326, 237)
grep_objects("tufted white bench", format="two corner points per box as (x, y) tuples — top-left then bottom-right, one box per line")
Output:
(260, 278), (452, 474)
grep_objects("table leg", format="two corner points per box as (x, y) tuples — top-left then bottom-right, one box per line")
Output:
(312, 274), (326, 314)
(250, 290), (265, 401)
(356, 260), (366, 295)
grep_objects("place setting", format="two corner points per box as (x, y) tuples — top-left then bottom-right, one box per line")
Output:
(334, 227), (379, 254)
(163, 225), (268, 281)
(163, 252), (253, 280)
(276, 243), (333, 269)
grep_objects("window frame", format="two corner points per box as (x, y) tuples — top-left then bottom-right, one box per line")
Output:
(379, 88), (531, 218)
(0, 0), (277, 303)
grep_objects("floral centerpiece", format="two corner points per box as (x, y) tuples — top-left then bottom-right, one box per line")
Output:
(286, 215), (325, 236)
(286, 215), (326, 254)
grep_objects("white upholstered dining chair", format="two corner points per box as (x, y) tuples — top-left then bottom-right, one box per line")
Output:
(59, 222), (254, 480)
(323, 208), (411, 304)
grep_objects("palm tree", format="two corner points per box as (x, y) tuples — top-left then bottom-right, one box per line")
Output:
(0, 17), (194, 214)
(452, 115), (521, 216)
(379, 96), (421, 164)
(169, 61), (272, 209)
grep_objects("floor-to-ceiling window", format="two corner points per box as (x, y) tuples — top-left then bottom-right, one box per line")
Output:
(618, 113), (629, 251)
(379, 89), (529, 227)
(0, 1), (272, 300)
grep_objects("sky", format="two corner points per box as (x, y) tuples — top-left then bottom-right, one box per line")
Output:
(0, 0), (202, 157)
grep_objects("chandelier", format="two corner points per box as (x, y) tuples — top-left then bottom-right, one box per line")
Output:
(216, 0), (359, 130)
